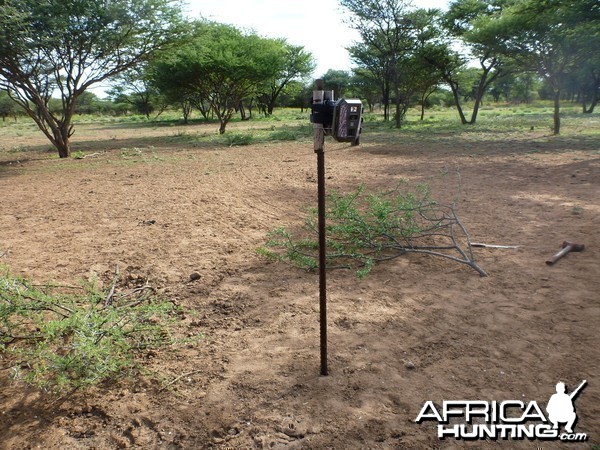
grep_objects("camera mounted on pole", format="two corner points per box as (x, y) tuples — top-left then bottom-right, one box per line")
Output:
(310, 89), (364, 146)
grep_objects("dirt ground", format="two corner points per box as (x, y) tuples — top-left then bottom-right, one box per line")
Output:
(0, 119), (599, 449)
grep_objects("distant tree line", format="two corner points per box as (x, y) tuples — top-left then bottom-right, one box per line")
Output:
(340, 0), (599, 134)
(0, 0), (598, 157)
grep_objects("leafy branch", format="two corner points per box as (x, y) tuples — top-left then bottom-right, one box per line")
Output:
(259, 184), (487, 277)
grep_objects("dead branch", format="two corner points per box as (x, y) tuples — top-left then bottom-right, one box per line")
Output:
(116, 284), (155, 300)
(345, 203), (488, 276)
(104, 265), (120, 307)
(265, 187), (490, 277)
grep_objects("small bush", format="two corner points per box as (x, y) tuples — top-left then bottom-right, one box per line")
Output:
(225, 132), (254, 146)
(0, 266), (184, 392)
(268, 130), (299, 141)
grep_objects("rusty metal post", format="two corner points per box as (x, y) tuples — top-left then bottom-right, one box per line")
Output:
(313, 79), (328, 376)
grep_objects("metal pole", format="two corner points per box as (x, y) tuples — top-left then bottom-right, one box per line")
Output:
(313, 79), (328, 376)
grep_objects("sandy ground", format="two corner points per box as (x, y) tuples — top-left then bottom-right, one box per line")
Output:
(0, 119), (599, 449)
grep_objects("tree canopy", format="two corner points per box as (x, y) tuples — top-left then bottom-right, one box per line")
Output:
(468, 0), (600, 132)
(0, 0), (185, 157)
(152, 21), (313, 133)
(0, 0), (597, 151)
(340, 0), (599, 132)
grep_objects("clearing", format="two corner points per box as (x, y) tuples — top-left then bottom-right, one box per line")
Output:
(0, 111), (599, 449)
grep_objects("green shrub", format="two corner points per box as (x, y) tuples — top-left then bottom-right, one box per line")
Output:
(268, 129), (299, 141)
(259, 184), (487, 277)
(225, 132), (254, 146)
(0, 266), (184, 392)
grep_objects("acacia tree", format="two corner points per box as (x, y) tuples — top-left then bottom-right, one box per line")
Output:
(0, 0), (184, 157)
(343, 1), (443, 127)
(322, 69), (354, 98)
(153, 22), (284, 134)
(484, 0), (599, 134)
(258, 42), (315, 116)
(578, 62), (600, 114)
(440, 0), (511, 124)
(0, 90), (18, 122)
(109, 64), (168, 119)
(341, 0), (416, 127)
(420, 41), (471, 121)
(351, 68), (381, 112)
(347, 42), (393, 120)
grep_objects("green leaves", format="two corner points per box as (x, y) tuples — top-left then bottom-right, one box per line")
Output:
(0, 0), (186, 156)
(260, 184), (487, 277)
(260, 185), (427, 277)
(152, 21), (301, 133)
(0, 266), (182, 392)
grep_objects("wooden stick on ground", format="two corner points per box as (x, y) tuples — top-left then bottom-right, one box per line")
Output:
(159, 369), (204, 392)
(471, 243), (520, 249)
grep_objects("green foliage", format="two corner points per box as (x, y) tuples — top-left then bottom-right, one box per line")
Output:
(260, 184), (487, 277)
(468, 0), (600, 132)
(0, 266), (183, 392)
(0, 0), (185, 157)
(152, 21), (297, 134)
(224, 132), (254, 147)
(0, 90), (18, 121)
(268, 129), (300, 141)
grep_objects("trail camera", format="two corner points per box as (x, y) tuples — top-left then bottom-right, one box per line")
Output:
(310, 90), (363, 146)
(332, 99), (363, 144)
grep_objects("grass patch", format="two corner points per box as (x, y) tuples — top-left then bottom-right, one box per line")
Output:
(0, 265), (190, 393)
(268, 129), (300, 141)
(1, 104), (597, 158)
(224, 132), (255, 147)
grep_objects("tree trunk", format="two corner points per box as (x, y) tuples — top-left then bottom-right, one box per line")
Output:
(553, 89), (561, 135)
(238, 101), (247, 121)
(395, 96), (402, 128)
(469, 63), (498, 124)
(381, 79), (390, 122)
(583, 99), (597, 114)
(449, 82), (468, 125)
(182, 101), (192, 124)
(56, 142), (70, 158)
(583, 89), (598, 113)
(53, 120), (73, 158)
(470, 97), (482, 125)
(420, 87), (436, 121)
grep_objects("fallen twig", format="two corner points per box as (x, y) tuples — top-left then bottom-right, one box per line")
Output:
(82, 152), (104, 159)
(117, 284), (155, 300)
(159, 369), (203, 392)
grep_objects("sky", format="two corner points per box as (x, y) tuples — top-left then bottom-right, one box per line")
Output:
(185, 0), (450, 77)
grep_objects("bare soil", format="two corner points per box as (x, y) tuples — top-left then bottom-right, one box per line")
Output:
(0, 120), (599, 449)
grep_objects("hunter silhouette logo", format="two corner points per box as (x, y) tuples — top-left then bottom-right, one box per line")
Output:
(547, 380), (586, 434)
(415, 380), (589, 442)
